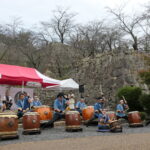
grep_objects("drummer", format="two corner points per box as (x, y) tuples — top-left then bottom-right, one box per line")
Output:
(99, 109), (110, 123)
(98, 109), (110, 131)
(98, 109), (111, 124)
(85, 97), (104, 126)
(17, 93), (32, 119)
(94, 97), (105, 117)
(116, 99), (128, 120)
(76, 97), (87, 114)
(32, 96), (42, 107)
(42, 93), (69, 128)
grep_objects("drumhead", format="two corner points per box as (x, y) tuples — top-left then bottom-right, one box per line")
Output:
(128, 111), (139, 114)
(23, 112), (39, 116)
(83, 106), (94, 110)
(66, 111), (79, 114)
(0, 112), (17, 118)
(106, 111), (115, 114)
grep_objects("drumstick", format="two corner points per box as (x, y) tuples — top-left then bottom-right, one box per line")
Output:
(122, 96), (127, 104)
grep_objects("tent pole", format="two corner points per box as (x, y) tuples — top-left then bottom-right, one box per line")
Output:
(22, 81), (24, 93)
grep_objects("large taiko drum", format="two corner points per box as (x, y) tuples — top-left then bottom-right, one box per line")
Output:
(65, 111), (82, 131)
(22, 112), (40, 134)
(106, 111), (117, 121)
(0, 112), (19, 139)
(33, 105), (53, 123)
(82, 106), (94, 121)
(128, 111), (143, 127)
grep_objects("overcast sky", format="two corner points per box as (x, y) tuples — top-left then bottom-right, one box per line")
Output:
(0, 0), (150, 28)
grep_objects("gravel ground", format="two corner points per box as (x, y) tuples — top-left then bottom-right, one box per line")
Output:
(1, 131), (150, 150)
(0, 124), (150, 146)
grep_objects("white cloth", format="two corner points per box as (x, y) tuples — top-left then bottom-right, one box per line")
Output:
(69, 98), (75, 110)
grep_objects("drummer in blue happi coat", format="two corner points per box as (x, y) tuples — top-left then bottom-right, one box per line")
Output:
(85, 97), (105, 126)
(94, 97), (104, 118)
(32, 95), (42, 107)
(17, 93), (32, 119)
(42, 93), (69, 128)
(116, 99), (128, 120)
(98, 109), (110, 131)
(76, 97), (87, 114)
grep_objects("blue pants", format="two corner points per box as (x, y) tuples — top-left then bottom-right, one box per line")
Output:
(94, 112), (99, 118)
(76, 109), (82, 115)
(85, 112), (100, 126)
(52, 112), (65, 122)
(42, 112), (65, 128)
(17, 111), (24, 119)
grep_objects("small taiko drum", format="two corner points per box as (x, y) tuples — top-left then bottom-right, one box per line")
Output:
(22, 112), (40, 134)
(82, 106), (94, 121)
(128, 111), (143, 127)
(65, 111), (82, 131)
(33, 105), (53, 123)
(0, 112), (19, 139)
(106, 111), (117, 121)
(110, 120), (122, 132)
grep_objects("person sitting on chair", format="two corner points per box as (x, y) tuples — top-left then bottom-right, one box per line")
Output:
(76, 97), (87, 114)
(116, 100), (128, 120)
(32, 96), (42, 107)
(17, 93), (32, 119)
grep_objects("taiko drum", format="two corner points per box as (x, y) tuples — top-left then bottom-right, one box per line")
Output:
(65, 111), (81, 130)
(128, 111), (142, 124)
(82, 106), (94, 121)
(33, 105), (53, 123)
(0, 112), (18, 138)
(106, 111), (117, 121)
(23, 112), (40, 132)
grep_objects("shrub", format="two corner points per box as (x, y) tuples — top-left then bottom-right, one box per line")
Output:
(117, 86), (143, 111)
(139, 112), (147, 121)
(139, 94), (150, 113)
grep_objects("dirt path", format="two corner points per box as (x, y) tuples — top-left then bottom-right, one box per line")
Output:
(1, 132), (150, 150)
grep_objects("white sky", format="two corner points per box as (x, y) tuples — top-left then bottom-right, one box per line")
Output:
(0, 0), (150, 28)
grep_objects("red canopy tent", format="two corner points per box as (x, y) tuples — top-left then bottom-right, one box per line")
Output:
(0, 64), (60, 88)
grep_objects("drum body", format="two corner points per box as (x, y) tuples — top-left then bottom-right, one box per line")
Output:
(82, 106), (94, 121)
(106, 111), (116, 121)
(128, 111), (143, 127)
(110, 120), (122, 132)
(33, 105), (53, 123)
(65, 111), (82, 131)
(23, 112), (40, 133)
(0, 112), (18, 139)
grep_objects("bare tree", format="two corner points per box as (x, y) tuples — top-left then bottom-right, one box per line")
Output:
(15, 31), (45, 69)
(107, 7), (141, 51)
(5, 17), (23, 37)
(138, 4), (150, 51)
(69, 21), (105, 57)
(42, 7), (76, 44)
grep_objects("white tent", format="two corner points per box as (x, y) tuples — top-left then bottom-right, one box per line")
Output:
(46, 78), (79, 90)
